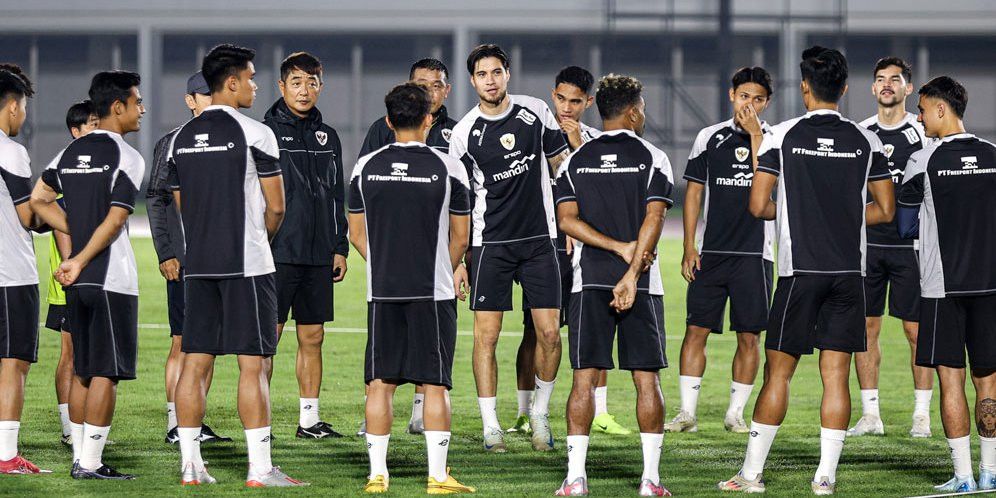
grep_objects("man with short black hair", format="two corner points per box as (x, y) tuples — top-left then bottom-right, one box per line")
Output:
(263, 51), (348, 440)
(0, 63), (48, 475)
(719, 46), (895, 495)
(668, 67), (775, 435)
(168, 44), (304, 487)
(848, 56), (934, 439)
(351, 82), (475, 495)
(554, 73), (673, 497)
(450, 43), (570, 453)
(31, 70), (146, 480)
(147, 71), (229, 445)
(898, 76), (996, 493)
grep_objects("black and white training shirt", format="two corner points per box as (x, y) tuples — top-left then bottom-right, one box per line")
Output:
(349, 142), (471, 302)
(0, 130), (37, 287)
(859, 112), (928, 249)
(554, 129), (674, 295)
(449, 94), (569, 246)
(167, 105), (281, 279)
(684, 119), (775, 261)
(41, 130), (144, 296)
(756, 109), (892, 277)
(899, 133), (996, 298)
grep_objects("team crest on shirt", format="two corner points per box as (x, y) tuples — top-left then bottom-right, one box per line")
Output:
(76, 155), (92, 169)
(441, 128), (452, 143)
(962, 156), (979, 169)
(194, 134), (209, 147)
(734, 146), (749, 163)
(500, 133), (516, 151)
(883, 143), (895, 158)
(315, 131), (328, 146)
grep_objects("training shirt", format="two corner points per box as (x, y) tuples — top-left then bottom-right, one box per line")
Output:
(449, 94), (569, 246)
(359, 105), (457, 157)
(167, 104), (281, 279)
(0, 130), (37, 287)
(41, 130), (144, 296)
(684, 119), (775, 261)
(859, 112), (928, 249)
(554, 129), (674, 295)
(898, 133), (996, 298)
(756, 109), (891, 277)
(349, 142), (471, 302)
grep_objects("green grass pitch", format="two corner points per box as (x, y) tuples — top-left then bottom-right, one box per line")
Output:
(3, 235), (959, 496)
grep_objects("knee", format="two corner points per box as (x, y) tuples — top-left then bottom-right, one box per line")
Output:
(737, 333), (760, 351)
(536, 327), (561, 347)
(683, 327), (710, 348)
(475, 330), (500, 351)
(631, 371), (661, 393)
(298, 330), (325, 352)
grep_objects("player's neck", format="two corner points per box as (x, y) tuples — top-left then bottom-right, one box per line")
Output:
(210, 93), (240, 110)
(936, 120), (967, 138)
(806, 101), (838, 113)
(877, 104), (906, 126)
(601, 119), (632, 133)
(97, 120), (125, 135)
(0, 118), (11, 137)
(478, 94), (510, 116)
(394, 129), (425, 144)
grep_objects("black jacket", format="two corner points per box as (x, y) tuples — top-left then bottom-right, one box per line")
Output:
(263, 99), (348, 265)
(146, 127), (185, 265)
(358, 105), (457, 158)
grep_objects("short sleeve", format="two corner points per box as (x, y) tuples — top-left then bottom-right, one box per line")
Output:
(348, 160), (365, 213)
(167, 157), (179, 191)
(0, 144), (32, 205)
(683, 129), (709, 184)
(443, 154), (472, 215)
(111, 146), (145, 213)
(538, 101), (569, 158)
(898, 149), (929, 207)
(111, 172), (138, 213)
(648, 148), (675, 207)
(553, 157), (576, 205)
(251, 125), (281, 177)
(756, 132), (782, 176)
(867, 136), (892, 181)
(448, 124), (478, 185)
(41, 148), (66, 194)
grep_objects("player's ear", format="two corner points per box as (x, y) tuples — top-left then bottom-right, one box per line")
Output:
(585, 95), (594, 108)
(385, 116), (395, 133)
(184, 94), (197, 112)
(840, 83), (848, 98)
(729, 88), (736, 103)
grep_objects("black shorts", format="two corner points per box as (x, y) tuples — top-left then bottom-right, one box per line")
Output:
(917, 295), (996, 369)
(521, 249), (573, 328)
(470, 238), (562, 312)
(567, 290), (667, 371)
(365, 300), (457, 389)
(1, 285), (39, 363)
(183, 274), (278, 356)
(66, 287), (137, 380)
(864, 246), (920, 321)
(45, 303), (70, 333)
(276, 263), (334, 325)
(686, 254), (773, 333)
(766, 275), (866, 355)
(166, 272), (184, 336)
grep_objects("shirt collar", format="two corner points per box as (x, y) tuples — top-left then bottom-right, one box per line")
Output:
(598, 128), (638, 138)
(804, 108), (841, 118)
(941, 132), (975, 143)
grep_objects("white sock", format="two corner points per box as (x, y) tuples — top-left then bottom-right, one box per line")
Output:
(166, 402), (177, 431)
(679, 376), (702, 417)
(727, 382), (754, 418)
(741, 422), (779, 481)
(58, 403), (72, 437)
(300, 398), (320, 428)
(366, 433), (390, 479)
(425, 431), (450, 482)
(640, 432), (664, 485)
(566, 435), (589, 481)
(0, 421), (19, 461)
(79, 424), (110, 470)
(410, 394), (425, 423)
(948, 436), (973, 479)
(70, 422), (84, 463)
(982, 437), (996, 472)
(594, 386), (608, 417)
(478, 397), (500, 431)
(517, 390), (533, 418)
(914, 389), (932, 418)
(860, 389), (880, 418)
(533, 376), (556, 416)
(178, 426), (203, 470)
(814, 427), (845, 483)
(245, 426), (273, 476)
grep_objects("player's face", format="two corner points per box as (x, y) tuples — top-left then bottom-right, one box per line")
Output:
(917, 95), (942, 138)
(551, 83), (591, 123)
(470, 57), (509, 106)
(7, 97), (26, 137)
(120, 87), (145, 133)
(730, 82), (770, 117)
(184, 93), (212, 117)
(872, 65), (911, 108)
(234, 62), (258, 108)
(279, 68), (322, 116)
(411, 68), (450, 115)
(631, 97), (647, 137)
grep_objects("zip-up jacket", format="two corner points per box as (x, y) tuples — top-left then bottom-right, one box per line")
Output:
(147, 127), (185, 265)
(263, 99), (348, 265)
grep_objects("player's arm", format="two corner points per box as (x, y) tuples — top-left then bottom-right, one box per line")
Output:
(681, 181), (704, 283)
(147, 140), (178, 264)
(29, 178), (69, 234)
(449, 214), (470, 270)
(56, 206), (130, 286)
(548, 148), (570, 171)
(896, 159), (926, 238)
(331, 133), (349, 281)
(611, 201), (667, 312)
(259, 175), (286, 240)
(557, 201), (635, 263)
(748, 171), (777, 220)
(866, 178), (895, 226)
(735, 103), (765, 170)
(54, 229), (72, 259)
(347, 212), (367, 260)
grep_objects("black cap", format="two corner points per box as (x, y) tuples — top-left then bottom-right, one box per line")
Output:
(186, 71), (209, 95)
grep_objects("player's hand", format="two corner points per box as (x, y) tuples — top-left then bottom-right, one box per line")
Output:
(333, 254), (348, 282)
(560, 118), (583, 150)
(680, 248), (701, 282)
(610, 275), (637, 312)
(56, 258), (84, 286)
(735, 103), (763, 137)
(616, 240), (637, 264)
(453, 264), (470, 301)
(159, 258), (181, 282)
(565, 235), (575, 255)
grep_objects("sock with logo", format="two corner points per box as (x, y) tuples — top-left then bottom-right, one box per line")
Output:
(245, 426), (273, 476)
(178, 426), (203, 471)
(366, 433), (391, 480)
(814, 427), (845, 483)
(679, 376), (702, 417)
(299, 398), (320, 428)
(79, 424), (110, 470)
(478, 397), (500, 431)
(532, 376), (556, 416)
(410, 394), (425, 425)
(948, 435), (973, 479)
(566, 435), (589, 481)
(59, 403), (72, 438)
(741, 422), (779, 481)
(425, 431), (450, 482)
(594, 386), (608, 417)
(640, 432), (664, 484)
(860, 389), (880, 419)
(727, 382), (754, 419)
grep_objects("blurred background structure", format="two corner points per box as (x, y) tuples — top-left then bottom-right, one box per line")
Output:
(2, 0), (996, 189)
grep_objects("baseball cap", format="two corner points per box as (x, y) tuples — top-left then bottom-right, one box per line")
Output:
(186, 71), (210, 95)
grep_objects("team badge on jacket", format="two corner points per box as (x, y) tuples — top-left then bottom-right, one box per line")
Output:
(735, 146), (749, 163)
(441, 128), (452, 143)
(315, 130), (328, 146)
